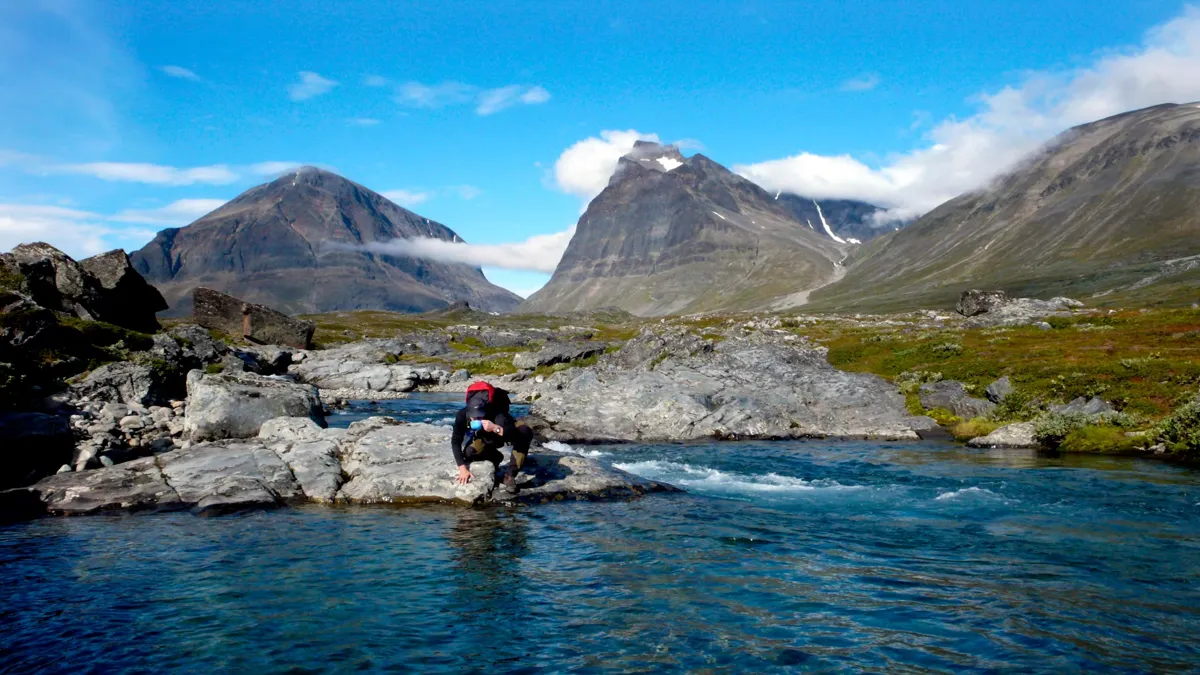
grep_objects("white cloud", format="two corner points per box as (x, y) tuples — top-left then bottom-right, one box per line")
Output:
(49, 161), (239, 185)
(476, 85), (552, 115)
(364, 75), (390, 87)
(111, 198), (226, 225)
(381, 185), (482, 207)
(288, 71), (338, 101)
(358, 226), (576, 273)
(391, 80), (550, 115)
(347, 117), (381, 126)
(381, 189), (433, 207)
(160, 65), (199, 81)
(249, 161), (305, 176)
(451, 185), (481, 200)
(841, 73), (880, 92)
(736, 7), (1200, 221)
(395, 81), (475, 108)
(0, 203), (154, 259)
(553, 129), (661, 203)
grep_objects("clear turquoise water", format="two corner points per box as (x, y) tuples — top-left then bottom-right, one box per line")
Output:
(2, 397), (1199, 673)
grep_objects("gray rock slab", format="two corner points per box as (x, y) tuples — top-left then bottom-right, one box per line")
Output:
(17, 456), (182, 516)
(919, 380), (997, 420)
(272, 440), (343, 503)
(158, 442), (304, 513)
(985, 376), (1014, 404)
(512, 342), (606, 371)
(527, 328), (920, 442)
(967, 422), (1040, 449)
(184, 370), (325, 441)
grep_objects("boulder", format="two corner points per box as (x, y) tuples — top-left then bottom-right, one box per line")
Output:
(985, 376), (1014, 404)
(512, 342), (607, 371)
(3, 421), (675, 518)
(78, 249), (168, 332)
(71, 362), (170, 406)
(184, 370), (325, 441)
(1, 243), (105, 321)
(918, 380), (997, 419)
(1050, 396), (1115, 417)
(963, 296), (1083, 328)
(192, 287), (315, 349)
(967, 422), (1040, 449)
(289, 341), (446, 392)
(525, 327), (922, 442)
(956, 290), (1009, 317)
(0, 412), (74, 489)
(167, 324), (229, 366)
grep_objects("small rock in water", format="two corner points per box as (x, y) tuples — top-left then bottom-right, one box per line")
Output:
(99, 456), (115, 467)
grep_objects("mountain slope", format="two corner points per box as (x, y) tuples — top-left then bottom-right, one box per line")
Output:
(131, 167), (521, 316)
(520, 142), (847, 316)
(774, 194), (890, 243)
(809, 102), (1200, 312)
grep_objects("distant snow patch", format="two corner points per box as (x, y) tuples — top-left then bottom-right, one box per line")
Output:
(774, 190), (781, 200)
(656, 156), (683, 171)
(813, 200), (846, 244)
(712, 211), (726, 220)
(806, 219), (815, 230)
(847, 237), (862, 244)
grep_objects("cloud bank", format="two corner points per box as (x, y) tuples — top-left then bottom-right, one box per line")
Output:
(0, 203), (154, 259)
(736, 6), (1200, 221)
(111, 198), (226, 225)
(553, 129), (662, 203)
(356, 226), (575, 273)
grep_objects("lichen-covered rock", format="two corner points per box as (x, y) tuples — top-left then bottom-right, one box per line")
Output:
(184, 371), (325, 441)
(289, 340), (447, 392)
(956, 290), (1009, 317)
(985, 376), (1014, 404)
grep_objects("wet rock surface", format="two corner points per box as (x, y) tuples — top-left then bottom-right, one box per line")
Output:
(523, 326), (923, 442)
(2, 419), (674, 518)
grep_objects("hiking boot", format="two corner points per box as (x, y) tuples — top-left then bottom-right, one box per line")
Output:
(502, 472), (520, 494)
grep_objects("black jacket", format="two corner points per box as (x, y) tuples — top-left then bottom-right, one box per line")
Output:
(450, 407), (520, 467)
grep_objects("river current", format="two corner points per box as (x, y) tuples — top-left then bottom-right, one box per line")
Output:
(2, 396), (1198, 672)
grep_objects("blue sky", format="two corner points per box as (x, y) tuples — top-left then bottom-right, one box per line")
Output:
(3, 0), (1199, 297)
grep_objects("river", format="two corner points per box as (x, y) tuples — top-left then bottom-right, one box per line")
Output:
(2, 396), (1198, 672)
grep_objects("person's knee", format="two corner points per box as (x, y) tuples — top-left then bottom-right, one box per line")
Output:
(513, 424), (534, 452)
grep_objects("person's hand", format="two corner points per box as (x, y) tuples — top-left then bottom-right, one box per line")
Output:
(456, 465), (473, 484)
(481, 420), (504, 436)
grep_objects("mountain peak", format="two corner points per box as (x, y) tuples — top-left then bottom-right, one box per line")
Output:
(623, 141), (687, 173)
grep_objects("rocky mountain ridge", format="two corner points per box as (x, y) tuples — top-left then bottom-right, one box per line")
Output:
(810, 102), (1200, 312)
(521, 142), (861, 316)
(130, 167), (521, 316)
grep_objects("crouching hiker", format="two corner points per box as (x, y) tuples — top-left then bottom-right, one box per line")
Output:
(451, 381), (534, 494)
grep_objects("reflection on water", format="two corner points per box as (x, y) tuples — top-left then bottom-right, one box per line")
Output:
(2, 396), (1199, 672)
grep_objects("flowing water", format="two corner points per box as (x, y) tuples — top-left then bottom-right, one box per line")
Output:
(3, 396), (1200, 673)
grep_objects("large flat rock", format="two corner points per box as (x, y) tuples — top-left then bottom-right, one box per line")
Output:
(525, 327), (922, 442)
(184, 370), (325, 441)
(1, 419), (674, 520)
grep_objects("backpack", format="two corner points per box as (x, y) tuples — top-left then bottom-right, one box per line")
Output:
(465, 381), (511, 416)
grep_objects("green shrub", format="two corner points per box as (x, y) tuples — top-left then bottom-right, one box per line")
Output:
(1033, 411), (1090, 449)
(1157, 392), (1200, 457)
(205, 363), (225, 374)
(932, 342), (964, 356)
(457, 356), (517, 376)
(1059, 426), (1141, 454)
(927, 407), (961, 426)
(992, 388), (1043, 422)
(896, 370), (943, 395)
(952, 418), (1001, 441)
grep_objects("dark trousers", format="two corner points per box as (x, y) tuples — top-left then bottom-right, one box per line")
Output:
(463, 423), (534, 477)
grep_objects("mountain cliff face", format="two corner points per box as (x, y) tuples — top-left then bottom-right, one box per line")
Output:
(774, 194), (889, 243)
(520, 142), (847, 316)
(130, 167), (521, 316)
(810, 102), (1200, 312)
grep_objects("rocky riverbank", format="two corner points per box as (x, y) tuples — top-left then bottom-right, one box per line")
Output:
(0, 417), (674, 519)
